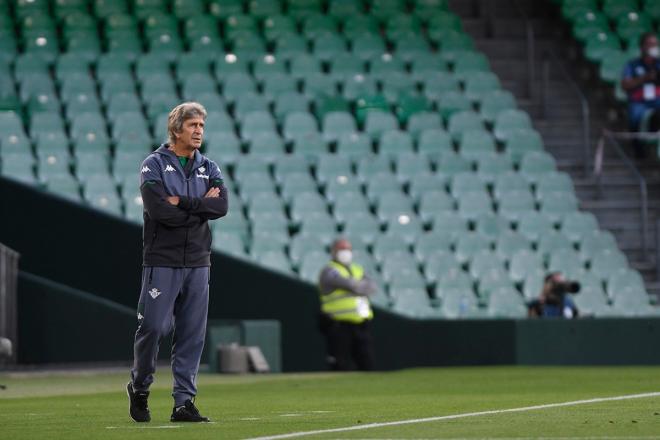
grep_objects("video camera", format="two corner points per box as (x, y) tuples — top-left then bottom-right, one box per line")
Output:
(545, 277), (581, 306)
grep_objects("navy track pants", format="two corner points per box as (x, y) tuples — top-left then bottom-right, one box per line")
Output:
(130, 266), (209, 406)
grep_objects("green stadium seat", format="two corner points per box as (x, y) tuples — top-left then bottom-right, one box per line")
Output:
(536, 171), (575, 197)
(459, 129), (496, 159)
(289, 233), (327, 267)
(580, 230), (619, 259)
(321, 111), (356, 143)
(274, 92), (310, 122)
(494, 109), (533, 140)
(453, 51), (490, 78)
(416, 128), (453, 155)
(430, 211), (469, 241)
(416, 234), (453, 267)
(335, 132), (372, 157)
(304, 74), (338, 100)
(517, 210), (554, 243)
(380, 72), (417, 103)
(539, 192), (578, 223)
(342, 212), (381, 246)
(342, 76), (377, 101)
(406, 112), (443, 140)
(584, 32), (621, 63)
(591, 249), (628, 281)
(520, 151), (556, 179)
(509, 249), (543, 283)
(560, 212), (598, 244)
(262, 73), (298, 101)
(479, 90), (517, 123)
(495, 229), (531, 261)
(417, 189), (453, 223)
(289, 54), (322, 80)
(395, 95), (431, 124)
(422, 73), (460, 100)
(312, 33), (346, 62)
(448, 110), (483, 142)
(378, 130), (414, 156)
(221, 73), (257, 103)
(548, 248), (584, 279)
(439, 287), (480, 319)
(366, 173), (402, 203)
(364, 111), (398, 139)
(497, 189), (536, 222)
(463, 71), (501, 103)
(437, 90), (474, 122)
(493, 172), (530, 200)
(475, 153), (513, 184)
(449, 172), (485, 199)
(205, 132), (242, 163)
(607, 268), (646, 299)
(537, 230), (574, 259)
(393, 34), (430, 62)
(409, 170), (448, 197)
(504, 129), (544, 162)
(283, 112), (318, 141)
(263, 15), (296, 43)
(395, 153), (431, 182)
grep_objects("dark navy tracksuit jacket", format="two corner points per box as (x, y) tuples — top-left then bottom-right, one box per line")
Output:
(131, 145), (228, 405)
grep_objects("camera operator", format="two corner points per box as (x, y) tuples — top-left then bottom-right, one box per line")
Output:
(528, 272), (581, 319)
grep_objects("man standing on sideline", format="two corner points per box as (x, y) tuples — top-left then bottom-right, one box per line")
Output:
(318, 238), (377, 371)
(127, 102), (228, 423)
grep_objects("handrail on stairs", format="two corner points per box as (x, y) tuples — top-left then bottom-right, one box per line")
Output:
(594, 129), (649, 261)
(541, 49), (592, 176)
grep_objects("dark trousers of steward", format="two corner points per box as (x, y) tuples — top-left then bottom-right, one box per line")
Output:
(320, 314), (374, 371)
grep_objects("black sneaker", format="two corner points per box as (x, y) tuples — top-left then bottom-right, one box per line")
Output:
(126, 382), (151, 422)
(170, 399), (210, 423)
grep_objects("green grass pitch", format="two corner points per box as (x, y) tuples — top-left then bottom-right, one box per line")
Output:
(1, 366), (660, 439)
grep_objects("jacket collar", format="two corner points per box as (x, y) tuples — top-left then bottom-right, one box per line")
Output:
(155, 144), (205, 169)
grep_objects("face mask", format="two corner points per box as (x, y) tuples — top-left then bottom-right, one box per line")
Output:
(648, 46), (660, 58)
(335, 250), (352, 265)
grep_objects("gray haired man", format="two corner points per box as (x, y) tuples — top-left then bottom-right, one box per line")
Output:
(127, 102), (228, 423)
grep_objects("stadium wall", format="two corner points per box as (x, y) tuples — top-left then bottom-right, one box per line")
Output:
(3, 177), (660, 369)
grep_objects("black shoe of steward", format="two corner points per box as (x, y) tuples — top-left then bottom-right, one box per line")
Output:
(170, 399), (210, 422)
(126, 382), (151, 422)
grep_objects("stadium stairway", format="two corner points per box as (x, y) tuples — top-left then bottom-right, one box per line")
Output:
(451, 0), (660, 298)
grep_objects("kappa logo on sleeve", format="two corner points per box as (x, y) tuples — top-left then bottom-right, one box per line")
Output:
(148, 288), (162, 299)
(141, 166), (151, 173)
(165, 164), (176, 172)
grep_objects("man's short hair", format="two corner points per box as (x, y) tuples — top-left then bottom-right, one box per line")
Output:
(167, 102), (207, 145)
(639, 31), (656, 49)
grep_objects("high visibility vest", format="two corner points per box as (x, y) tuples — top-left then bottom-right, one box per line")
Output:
(320, 261), (373, 324)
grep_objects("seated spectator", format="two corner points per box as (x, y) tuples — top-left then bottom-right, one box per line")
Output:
(621, 32), (660, 157)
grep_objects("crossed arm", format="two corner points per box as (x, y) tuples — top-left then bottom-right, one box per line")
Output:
(141, 180), (228, 227)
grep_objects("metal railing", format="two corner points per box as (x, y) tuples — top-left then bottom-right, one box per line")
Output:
(0, 243), (19, 364)
(541, 49), (592, 175)
(594, 130), (649, 260)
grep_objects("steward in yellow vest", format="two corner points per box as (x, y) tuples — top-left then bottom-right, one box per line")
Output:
(318, 238), (377, 371)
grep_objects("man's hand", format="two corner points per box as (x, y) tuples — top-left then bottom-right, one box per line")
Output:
(644, 70), (657, 82)
(205, 187), (220, 198)
(167, 196), (180, 206)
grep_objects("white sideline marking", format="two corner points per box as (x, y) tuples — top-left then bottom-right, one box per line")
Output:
(329, 437), (660, 440)
(244, 391), (660, 440)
